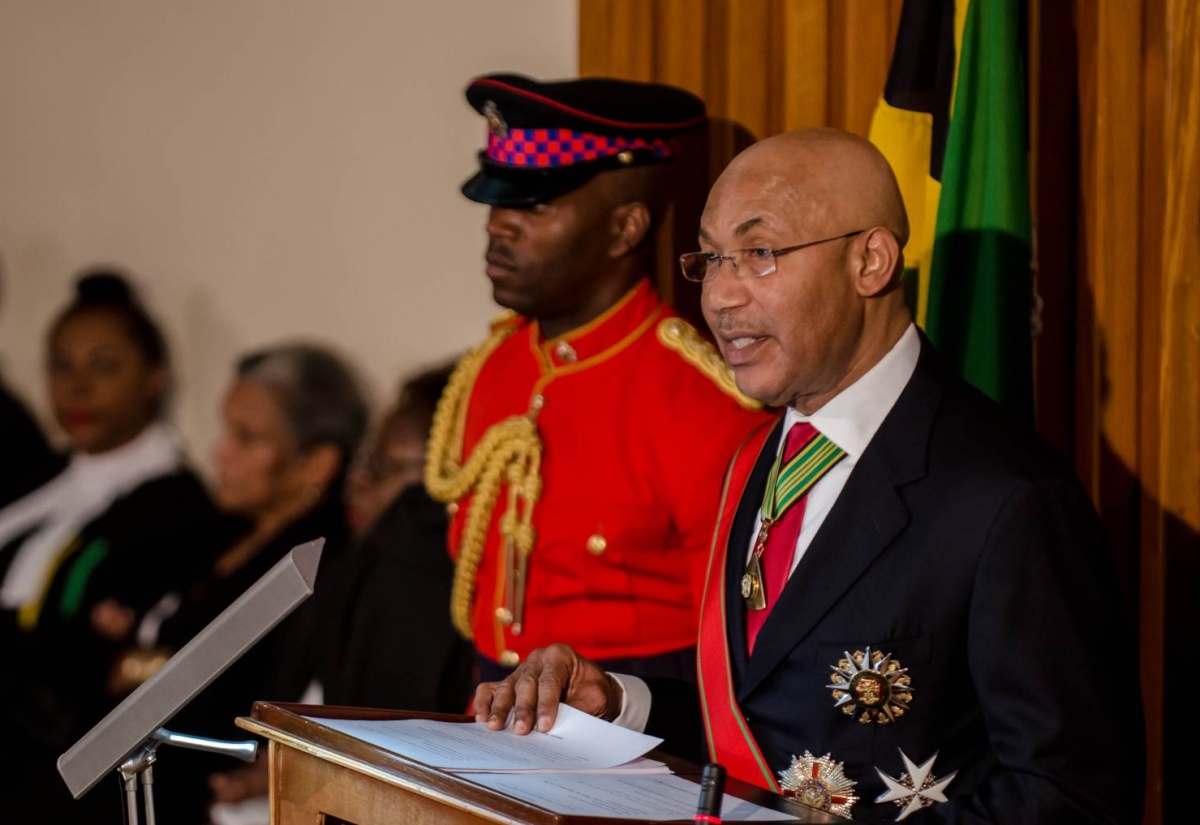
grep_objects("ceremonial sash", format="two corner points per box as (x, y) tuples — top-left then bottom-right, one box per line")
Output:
(697, 417), (780, 791)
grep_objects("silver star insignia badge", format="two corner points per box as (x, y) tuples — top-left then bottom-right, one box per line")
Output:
(874, 749), (957, 821)
(778, 751), (858, 819)
(827, 646), (913, 724)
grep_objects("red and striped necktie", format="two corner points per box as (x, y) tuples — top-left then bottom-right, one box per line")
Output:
(744, 421), (845, 654)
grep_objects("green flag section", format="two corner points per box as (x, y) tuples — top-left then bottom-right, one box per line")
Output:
(869, 0), (1033, 421)
(926, 0), (1032, 419)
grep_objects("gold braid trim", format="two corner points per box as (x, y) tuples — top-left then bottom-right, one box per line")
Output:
(656, 317), (763, 411)
(424, 319), (544, 640)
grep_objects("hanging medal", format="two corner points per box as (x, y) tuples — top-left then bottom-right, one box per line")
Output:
(741, 517), (772, 609)
(742, 427), (846, 611)
(742, 444), (787, 611)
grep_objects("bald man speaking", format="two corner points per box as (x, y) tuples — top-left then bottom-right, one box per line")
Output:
(474, 129), (1144, 824)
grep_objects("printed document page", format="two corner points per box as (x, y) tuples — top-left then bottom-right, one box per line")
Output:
(466, 772), (800, 821)
(309, 703), (662, 772)
(309, 705), (801, 820)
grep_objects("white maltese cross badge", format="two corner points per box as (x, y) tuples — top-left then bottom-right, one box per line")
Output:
(874, 749), (957, 821)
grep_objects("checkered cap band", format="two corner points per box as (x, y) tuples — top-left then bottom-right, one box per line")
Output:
(485, 128), (676, 168)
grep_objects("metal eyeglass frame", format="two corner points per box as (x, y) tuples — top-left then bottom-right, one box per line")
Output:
(679, 229), (867, 283)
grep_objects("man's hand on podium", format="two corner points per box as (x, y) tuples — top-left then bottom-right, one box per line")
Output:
(474, 643), (622, 735)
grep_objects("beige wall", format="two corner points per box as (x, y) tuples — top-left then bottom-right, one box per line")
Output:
(0, 0), (577, 475)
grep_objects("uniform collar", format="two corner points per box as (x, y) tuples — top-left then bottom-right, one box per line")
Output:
(528, 279), (662, 370)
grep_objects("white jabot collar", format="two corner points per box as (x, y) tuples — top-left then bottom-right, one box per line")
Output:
(0, 422), (184, 609)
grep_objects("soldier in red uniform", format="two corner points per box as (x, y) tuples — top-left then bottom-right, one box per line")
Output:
(425, 74), (770, 683)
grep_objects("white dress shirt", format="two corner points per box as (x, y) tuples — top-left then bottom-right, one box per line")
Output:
(747, 322), (921, 572)
(613, 323), (922, 730)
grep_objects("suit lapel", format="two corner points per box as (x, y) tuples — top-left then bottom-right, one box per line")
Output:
(724, 417), (785, 681)
(738, 342), (945, 699)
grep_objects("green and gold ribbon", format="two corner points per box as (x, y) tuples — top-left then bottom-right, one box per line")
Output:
(760, 430), (846, 523)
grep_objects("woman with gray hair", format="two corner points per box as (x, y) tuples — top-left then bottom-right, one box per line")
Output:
(103, 341), (368, 825)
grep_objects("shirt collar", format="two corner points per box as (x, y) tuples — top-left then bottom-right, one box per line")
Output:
(785, 323), (920, 457)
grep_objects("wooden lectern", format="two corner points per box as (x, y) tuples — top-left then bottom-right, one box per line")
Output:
(238, 702), (839, 824)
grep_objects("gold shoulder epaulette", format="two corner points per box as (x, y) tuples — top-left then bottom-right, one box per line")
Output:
(656, 317), (762, 411)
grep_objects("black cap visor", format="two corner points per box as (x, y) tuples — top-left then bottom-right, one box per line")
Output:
(461, 154), (603, 207)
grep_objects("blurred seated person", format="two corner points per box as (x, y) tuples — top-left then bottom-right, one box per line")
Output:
(111, 342), (368, 825)
(0, 254), (68, 507)
(0, 373), (60, 508)
(343, 364), (447, 538)
(208, 361), (473, 816)
(0, 270), (220, 821)
(323, 359), (472, 710)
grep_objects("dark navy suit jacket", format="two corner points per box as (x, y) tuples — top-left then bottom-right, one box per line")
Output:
(651, 340), (1144, 824)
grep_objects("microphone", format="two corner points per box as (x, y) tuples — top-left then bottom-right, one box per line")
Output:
(694, 762), (726, 824)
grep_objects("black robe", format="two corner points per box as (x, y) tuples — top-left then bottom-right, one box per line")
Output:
(0, 378), (62, 508)
(0, 467), (224, 823)
(320, 483), (472, 713)
(146, 496), (351, 825)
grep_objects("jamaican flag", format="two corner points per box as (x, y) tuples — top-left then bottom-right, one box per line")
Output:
(868, 0), (1033, 420)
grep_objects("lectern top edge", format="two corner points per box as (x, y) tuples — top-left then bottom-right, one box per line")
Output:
(56, 538), (325, 798)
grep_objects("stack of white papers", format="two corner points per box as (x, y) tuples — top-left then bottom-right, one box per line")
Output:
(460, 756), (669, 775)
(466, 773), (798, 821)
(313, 703), (664, 773)
(309, 705), (798, 822)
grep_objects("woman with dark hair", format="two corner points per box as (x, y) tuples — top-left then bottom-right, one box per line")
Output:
(0, 269), (220, 821)
(343, 362), (452, 537)
(107, 341), (368, 825)
(323, 360), (472, 711)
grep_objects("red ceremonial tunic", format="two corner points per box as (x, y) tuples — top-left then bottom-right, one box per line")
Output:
(450, 280), (770, 665)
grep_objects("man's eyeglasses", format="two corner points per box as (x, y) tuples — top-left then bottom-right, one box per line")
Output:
(679, 229), (866, 283)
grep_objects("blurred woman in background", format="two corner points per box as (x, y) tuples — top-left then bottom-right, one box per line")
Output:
(322, 360), (471, 711)
(207, 361), (473, 824)
(343, 362), (449, 537)
(0, 270), (219, 821)
(112, 342), (368, 825)
(0, 254), (61, 508)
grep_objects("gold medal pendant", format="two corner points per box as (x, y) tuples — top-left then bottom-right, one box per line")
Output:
(742, 553), (767, 610)
(742, 519), (772, 610)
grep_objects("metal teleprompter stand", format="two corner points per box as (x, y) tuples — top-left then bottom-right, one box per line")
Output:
(115, 728), (258, 825)
(57, 542), (325, 823)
